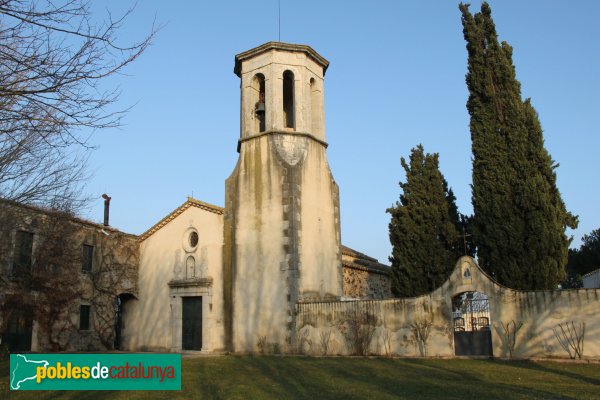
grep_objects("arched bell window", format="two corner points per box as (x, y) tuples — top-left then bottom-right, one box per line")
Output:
(252, 73), (266, 132)
(283, 70), (295, 130)
(310, 77), (318, 135)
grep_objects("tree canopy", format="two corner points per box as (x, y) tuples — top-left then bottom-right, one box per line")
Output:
(387, 144), (464, 297)
(460, 2), (577, 290)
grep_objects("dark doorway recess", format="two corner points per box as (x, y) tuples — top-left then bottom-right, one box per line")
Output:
(2, 307), (33, 351)
(182, 297), (202, 350)
(114, 293), (136, 350)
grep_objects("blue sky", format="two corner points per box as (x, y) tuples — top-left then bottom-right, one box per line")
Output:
(84, 1), (600, 264)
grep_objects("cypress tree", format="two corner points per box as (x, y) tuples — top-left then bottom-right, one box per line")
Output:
(387, 145), (464, 297)
(459, 2), (577, 290)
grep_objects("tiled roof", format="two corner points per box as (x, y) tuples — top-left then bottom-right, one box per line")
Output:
(0, 198), (136, 237)
(582, 268), (600, 278)
(341, 245), (390, 275)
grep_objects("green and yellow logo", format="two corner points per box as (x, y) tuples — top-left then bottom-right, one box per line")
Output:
(10, 353), (181, 390)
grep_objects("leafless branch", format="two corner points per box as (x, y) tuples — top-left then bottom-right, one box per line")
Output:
(495, 320), (523, 358)
(0, 0), (159, 204)
(339, 308), (376, 356)
(381, 329), (394, 357)
(319, 329), (332, 356)
(411, 318), (432, 357)
(553, 321), (585, 359)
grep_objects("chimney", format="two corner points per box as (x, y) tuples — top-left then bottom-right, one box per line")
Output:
(101, 194), (111, 227)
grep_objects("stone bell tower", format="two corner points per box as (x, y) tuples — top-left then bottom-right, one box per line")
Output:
(223, 42), (342, 352)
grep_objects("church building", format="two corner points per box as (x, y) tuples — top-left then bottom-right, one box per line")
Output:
(3, 42), (599, 360)
(0, 42), (390, 354)
(121, 42), (390, 353)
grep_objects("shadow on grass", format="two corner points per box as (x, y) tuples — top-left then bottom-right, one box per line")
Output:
(2, 357), (599, 400)
(397, 358), (583, 400)
(490, 359), (600, 386)
(195, 357), (584, 400)
(347, 358), (582, 400)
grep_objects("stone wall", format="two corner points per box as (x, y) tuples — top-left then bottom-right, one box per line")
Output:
(296, 257), (600, 359)
(341, 246), (392, 300)
(343, 266), (391, 300)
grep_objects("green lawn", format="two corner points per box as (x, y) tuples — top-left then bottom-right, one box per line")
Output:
(1, 356), (599, 399)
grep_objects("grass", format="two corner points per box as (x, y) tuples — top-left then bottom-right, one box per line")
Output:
(1, 356), (599, 399)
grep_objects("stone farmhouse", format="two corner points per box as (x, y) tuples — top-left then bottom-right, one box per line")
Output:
(0, 199), (139, 352)
(1, 42), (598, 359)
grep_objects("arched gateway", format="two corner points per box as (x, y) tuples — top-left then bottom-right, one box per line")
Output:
(452, 291), (492, 356)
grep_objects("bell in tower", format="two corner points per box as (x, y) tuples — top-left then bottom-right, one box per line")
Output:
(255, 92), (265, 116)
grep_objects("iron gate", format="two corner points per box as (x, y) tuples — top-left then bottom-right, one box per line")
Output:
(452, 292), (492, 356)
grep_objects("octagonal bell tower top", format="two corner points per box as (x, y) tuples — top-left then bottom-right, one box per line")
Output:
(234, 42), (330, 142)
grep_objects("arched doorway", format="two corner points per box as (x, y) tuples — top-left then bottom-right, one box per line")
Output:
(114, 293), (135, 350)
(452, 291), (493, 356)
(2, 307), (33, 351)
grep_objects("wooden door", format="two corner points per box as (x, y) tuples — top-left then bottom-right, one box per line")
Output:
(182, 297), (202, 350)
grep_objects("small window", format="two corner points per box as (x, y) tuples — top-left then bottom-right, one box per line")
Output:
(14, 230), (34, 275)
(189, 232), (199, 248)
(183, 228), (199, 252)
(82, 244), (94, 272)
(79, 305), (90, 330)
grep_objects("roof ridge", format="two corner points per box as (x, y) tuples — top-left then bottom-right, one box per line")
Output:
(0, 198), (135, 237)
(582, 268), (600, 278)
(343, 260), (390, 276)
(341, 244), (379, 263)
(139, 197), (223, 241)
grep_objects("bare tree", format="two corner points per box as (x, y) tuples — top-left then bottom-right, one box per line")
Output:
(553, 321), (585, 360)
(319, 329), (333, 356)
(291, 328), (312, 355)
(0, 0), (157, 204)
(381, 329), (395, 357)
(495, 320), (524, 358)
(411, 318), (432, 357)
(339, 308), (376, 356)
